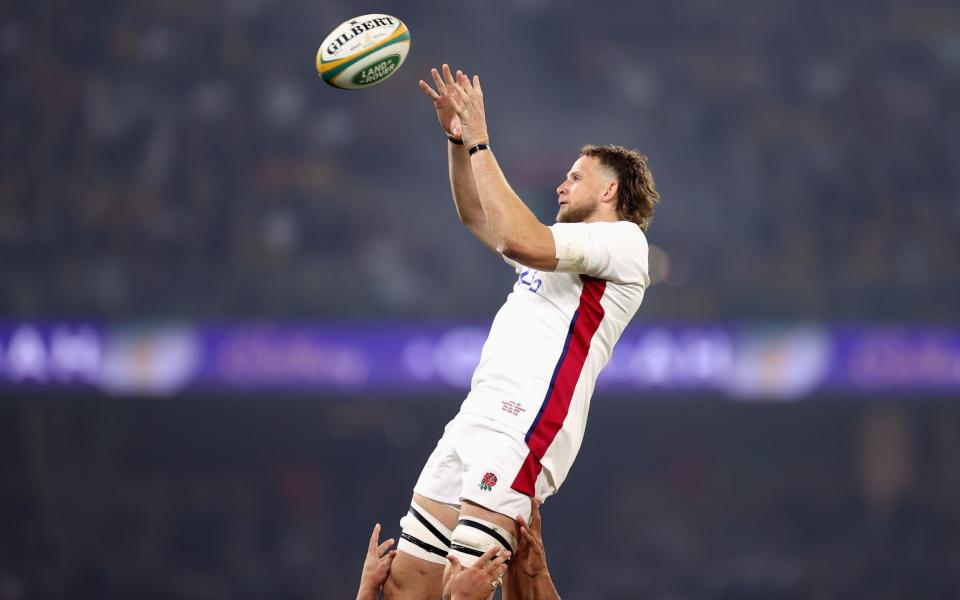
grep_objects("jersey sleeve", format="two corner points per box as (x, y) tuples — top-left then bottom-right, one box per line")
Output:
(549, 221), (650, 285)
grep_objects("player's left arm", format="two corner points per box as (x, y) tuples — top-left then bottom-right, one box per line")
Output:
(449, 72), (559, 272)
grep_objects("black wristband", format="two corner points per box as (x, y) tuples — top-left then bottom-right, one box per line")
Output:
(447, 134), (464, 145)
(468, 142), (490, 156)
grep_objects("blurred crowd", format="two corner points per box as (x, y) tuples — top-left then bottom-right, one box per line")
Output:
(4, 5), (958, 598)
(2, 397), (958, 599)
(1, 0), (959, 320)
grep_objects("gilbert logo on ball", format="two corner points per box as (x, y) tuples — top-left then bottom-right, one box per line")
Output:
(316, 14), (410, 90)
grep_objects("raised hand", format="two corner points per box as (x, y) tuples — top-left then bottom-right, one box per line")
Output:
(419, 64), (465, 141)
(448, 71), (489, 148)
(356, 523), (397, 600)
(514, 499), (548, 579)
(443, 546), (511, 600)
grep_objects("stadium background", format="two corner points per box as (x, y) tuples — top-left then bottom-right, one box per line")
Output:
(2, 0), (959, 597)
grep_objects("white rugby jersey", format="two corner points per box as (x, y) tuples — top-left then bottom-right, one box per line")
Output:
(459, 220), (649, 497)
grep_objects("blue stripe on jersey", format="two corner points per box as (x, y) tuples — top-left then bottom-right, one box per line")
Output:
(525, 310), (580, 443)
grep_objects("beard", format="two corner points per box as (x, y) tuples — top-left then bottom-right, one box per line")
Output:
(556, 197), (599, 223)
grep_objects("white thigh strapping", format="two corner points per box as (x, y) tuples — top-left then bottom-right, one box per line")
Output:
(397, 499), (453, 565)
(448, 517), (517, 568)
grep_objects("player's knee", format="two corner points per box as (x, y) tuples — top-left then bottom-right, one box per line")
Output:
(397, 499), (453, 565)
(448, 517), (517, 568)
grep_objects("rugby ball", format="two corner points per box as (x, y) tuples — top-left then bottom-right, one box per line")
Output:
(316, 14), (411, 90)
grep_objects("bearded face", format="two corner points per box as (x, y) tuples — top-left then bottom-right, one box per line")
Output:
(555, 155), (615, 224)
(556, 195), (599, 223)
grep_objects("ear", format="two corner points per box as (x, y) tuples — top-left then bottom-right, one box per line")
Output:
(601, 179), (619, 205)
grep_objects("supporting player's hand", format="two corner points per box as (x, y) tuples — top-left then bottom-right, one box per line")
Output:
(419, 64), (465, 141)
(443, 546), (511, 600)
(356, 523), (397, 600)
(448, 71), (489, 148)
(514, 498), (549, 579)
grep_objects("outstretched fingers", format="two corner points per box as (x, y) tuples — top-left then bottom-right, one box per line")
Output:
(442, 63), (457, 88)
(449, 77), (472, 114)
(446, 553), (465, 574)
(368, 523), (382, 553)
(476, 546), (499, 564)
(432, 66), (447, 93)
(523, 527), (544, 552)
(483, 549), (510, 574)
(419, 64), (458, 102)
(368, 522), (396, 559)
(383, 549), (397, 566)
(529, 499), (542, 534)
(418, 79), (441, 101)
(456, 71), (474, 95)
(377, 537), (395, 558)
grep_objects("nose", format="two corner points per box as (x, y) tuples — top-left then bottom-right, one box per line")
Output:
(557, 181), (567, 195)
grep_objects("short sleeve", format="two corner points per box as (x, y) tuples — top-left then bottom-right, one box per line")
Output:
(549, 221), (649, 286)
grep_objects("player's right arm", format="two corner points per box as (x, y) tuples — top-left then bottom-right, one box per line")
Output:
(420, 65), (499, 253)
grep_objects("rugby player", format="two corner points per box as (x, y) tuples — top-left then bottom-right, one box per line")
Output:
(383, 64), (660, 600)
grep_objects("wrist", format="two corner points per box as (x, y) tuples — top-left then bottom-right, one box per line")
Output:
(356, 580), (379, 595)
(355, 589), (375, 600)
(463, 134), (489, 147)
(468, 141), (491, 156)
(447, 133), (464, 145)
(462, 128), (489, 148)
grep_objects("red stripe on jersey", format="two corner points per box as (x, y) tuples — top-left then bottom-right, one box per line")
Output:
(511, 275), (606, 496)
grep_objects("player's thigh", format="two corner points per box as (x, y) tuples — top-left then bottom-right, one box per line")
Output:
(448, 497), (523, 568)
(387, 416), (465, 600)
(384, 494), (460, 600)
(450, 421), (533, 561)
(413, 492), (460, 531)
(460, 498), (520, 539)
(383, 552), (444, 600)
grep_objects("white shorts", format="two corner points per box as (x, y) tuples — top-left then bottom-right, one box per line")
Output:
(413, 412), (552, 523)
